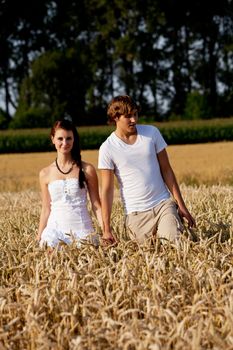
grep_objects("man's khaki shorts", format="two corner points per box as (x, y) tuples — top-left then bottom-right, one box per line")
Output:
(125, 198), (183, 244)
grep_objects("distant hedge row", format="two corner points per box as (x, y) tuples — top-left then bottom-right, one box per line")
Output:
(0, 123), (233, 153)
(0, 129), (114, 153)
(160, 124), (233, 145)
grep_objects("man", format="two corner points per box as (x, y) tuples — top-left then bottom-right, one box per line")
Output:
(98, 95), (195, 245)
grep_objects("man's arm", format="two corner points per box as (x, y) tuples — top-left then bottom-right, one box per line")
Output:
(84, 162), (103, 229)
(157, 149), (196, 228)
(100, 169), (117, 243)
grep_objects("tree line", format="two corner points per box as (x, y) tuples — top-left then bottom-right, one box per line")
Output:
(0, 0), (232, 128)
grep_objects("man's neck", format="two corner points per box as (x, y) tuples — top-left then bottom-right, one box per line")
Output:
(115, 129), (137, 145)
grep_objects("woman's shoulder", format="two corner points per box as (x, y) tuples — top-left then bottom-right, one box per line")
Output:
(82, 161), (96, 176)
(82, 161), (98, 188)
(39, 163), (55, 184)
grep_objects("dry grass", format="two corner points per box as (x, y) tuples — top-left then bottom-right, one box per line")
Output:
(0, 141), (233, 191)
(167, 142), (233, 186)
(1, 142), (233, 348)
(0, 185), (233, 349)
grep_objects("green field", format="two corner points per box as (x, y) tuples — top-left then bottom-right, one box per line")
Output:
(1, 118), (233, 154)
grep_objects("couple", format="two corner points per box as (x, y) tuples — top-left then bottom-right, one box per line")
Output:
(38, 95), (195, 248)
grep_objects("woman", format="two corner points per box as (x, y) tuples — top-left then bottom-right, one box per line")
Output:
(37, 119), (102, 248)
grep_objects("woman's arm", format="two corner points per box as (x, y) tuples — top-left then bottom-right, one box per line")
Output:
(157, 149), (196, 228)
(37, 170), (51, 241)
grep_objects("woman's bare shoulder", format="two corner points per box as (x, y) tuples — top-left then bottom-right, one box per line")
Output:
(39, 163), (54, 184)
(82, 161), (96, 174)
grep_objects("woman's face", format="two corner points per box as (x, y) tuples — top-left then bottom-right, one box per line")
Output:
(52, 128), (74, 154)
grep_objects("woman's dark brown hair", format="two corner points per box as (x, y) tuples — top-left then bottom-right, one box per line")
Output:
(51, 119), (86, 188)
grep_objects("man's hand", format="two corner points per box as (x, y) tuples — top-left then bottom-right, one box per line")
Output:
(101, 231), (117, 246)
(178, 207), (196, 228)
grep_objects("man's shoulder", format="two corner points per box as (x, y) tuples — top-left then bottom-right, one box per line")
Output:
(99, 132), (115, 151)
(137, 124), (159, 135)
(98, 133), (115, 167)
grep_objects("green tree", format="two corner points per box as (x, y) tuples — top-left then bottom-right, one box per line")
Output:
(0, 0), (49, 117)
(15, 47), (92, 125)
(1, 0), (232, 126)
(183, 91), (211, 120)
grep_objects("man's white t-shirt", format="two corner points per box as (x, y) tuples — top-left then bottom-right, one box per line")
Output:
(98, 124), (170, 214)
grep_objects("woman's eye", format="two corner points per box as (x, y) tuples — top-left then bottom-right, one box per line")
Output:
(57, 137), (63, 141)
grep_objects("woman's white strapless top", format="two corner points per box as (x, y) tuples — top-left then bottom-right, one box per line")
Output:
(40, 178), (94, 247)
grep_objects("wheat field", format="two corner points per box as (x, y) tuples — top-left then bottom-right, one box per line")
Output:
(0, 141), (233, 191)
(0, 142), (233, 349)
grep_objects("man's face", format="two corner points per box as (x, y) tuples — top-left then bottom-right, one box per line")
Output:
(116, 109), (138, 133)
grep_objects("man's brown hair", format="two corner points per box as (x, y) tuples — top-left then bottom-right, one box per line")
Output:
(107, 95), (141, 124)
